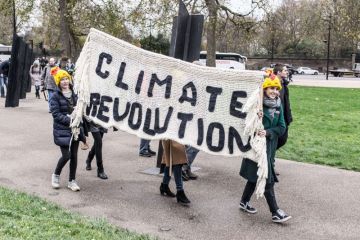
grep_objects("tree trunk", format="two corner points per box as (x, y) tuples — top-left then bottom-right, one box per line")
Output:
(59, 0), (72, 58)
(205, 0), (217, 67)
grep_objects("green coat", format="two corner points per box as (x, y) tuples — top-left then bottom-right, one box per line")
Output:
(240, 104), (286, 183)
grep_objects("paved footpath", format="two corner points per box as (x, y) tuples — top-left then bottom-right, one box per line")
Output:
(1, 89), (360, 240)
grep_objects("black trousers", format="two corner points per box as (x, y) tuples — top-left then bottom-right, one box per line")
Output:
(241, 181), (279, 213)
(35, 85), (40, 98)
(87, 131), (104, 172)
(54, 141), (79, 181)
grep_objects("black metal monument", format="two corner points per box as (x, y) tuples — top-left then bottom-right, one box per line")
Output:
(155, 0), (204, 168)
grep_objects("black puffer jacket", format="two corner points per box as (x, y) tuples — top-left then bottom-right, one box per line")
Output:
(50, 89), (77, 147)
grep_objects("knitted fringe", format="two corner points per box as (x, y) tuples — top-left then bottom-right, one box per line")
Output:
(70, 35), (92, 140)
(243, 87), (268, 198)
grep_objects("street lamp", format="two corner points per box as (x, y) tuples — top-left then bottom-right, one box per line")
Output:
(12, 0), (16, 36)
(324, 14), (332, 80)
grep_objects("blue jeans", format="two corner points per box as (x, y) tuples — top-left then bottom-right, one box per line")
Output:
(162, 165), (183, 191)
(184, 146), (200, 170)
(0, 76), (7, 97)
(139, 139), (150, 152)
(48, 90), (54, 111)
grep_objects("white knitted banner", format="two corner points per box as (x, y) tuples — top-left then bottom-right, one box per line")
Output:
(71, 29), (268, 196)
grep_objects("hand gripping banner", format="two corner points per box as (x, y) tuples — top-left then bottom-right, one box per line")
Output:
(71, 29), (268, 197)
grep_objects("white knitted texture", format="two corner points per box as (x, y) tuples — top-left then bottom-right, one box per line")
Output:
(71, 28), (267, 196)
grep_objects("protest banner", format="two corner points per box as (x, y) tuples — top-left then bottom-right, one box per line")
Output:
(71, 29), (267, 196)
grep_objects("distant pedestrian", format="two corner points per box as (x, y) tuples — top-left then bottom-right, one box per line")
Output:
(41, 58), (57, 112)
(29, 60), (42, 99)
(239, 74), (291, 223)
(59, 57), (69, 70)
(66, 58), (75, 76)
(50, 67), (81, 192)
(39, 57), (48, 71)
(0, 60), (10, 98)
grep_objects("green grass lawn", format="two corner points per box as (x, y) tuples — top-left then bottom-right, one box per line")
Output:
(0, 187), (154, 240)
(277, 85), (360, 171)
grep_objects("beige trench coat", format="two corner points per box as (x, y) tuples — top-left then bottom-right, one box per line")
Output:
(161, 140), (188, 166)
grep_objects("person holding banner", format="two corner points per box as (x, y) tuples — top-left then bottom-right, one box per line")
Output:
(85, 121), (108, 179)
(239, 74), (291, 223)
(160, 140), (191, 205)
(50, 67), (81, 192)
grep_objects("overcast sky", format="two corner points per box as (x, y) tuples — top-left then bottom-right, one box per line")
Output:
(22, 0), (283, 36)
(228, 0), (282, 15)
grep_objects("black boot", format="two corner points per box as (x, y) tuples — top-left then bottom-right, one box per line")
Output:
(185, 169), (198, 180)
(176, 190), (191, 205)
(97, 170), (108, 179)
(148, 148), (156, 156)
(160, 183), (175, 197)
(181, 170), (189, 181)
(85, 160), (91, 171)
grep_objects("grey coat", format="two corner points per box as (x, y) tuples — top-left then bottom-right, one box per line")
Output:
(29, 65), (42, 86)
(41, 65), (57, 90)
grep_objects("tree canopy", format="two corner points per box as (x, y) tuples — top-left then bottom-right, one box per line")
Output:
(1, 0), (358, 61)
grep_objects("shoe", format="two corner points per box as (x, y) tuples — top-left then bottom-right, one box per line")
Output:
(81, 142), (89, 150)
(85, 160), (91, 171)
(139, 150), (152, 157)
(97, 171), (108, 180)
(51, 174), (60, 189)
(239, 201), (257, 214)
(275, 169), (280, 176)
(181, 170), (189, 181)
(67, 180), (80, 192)
(272, 209), (292, 223)
(176, 190), (191, 205)
(185, 169), (198, 180)
(160, 183), (176, 197)
(148, 148), (156, 156)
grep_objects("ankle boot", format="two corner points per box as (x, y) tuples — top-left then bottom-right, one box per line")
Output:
(160, 183), (175, 197)
(186, 169), (198, 180)
(85, 160), (91, 171)
(97, 170), (108, 179)
(176, 190), (191, 205)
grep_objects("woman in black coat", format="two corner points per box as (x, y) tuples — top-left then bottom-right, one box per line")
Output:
(50, 67), (81, 191)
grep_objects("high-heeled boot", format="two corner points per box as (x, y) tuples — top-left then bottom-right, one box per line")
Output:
(160, 183), (176, 197)
(176, 190), (191, 205)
